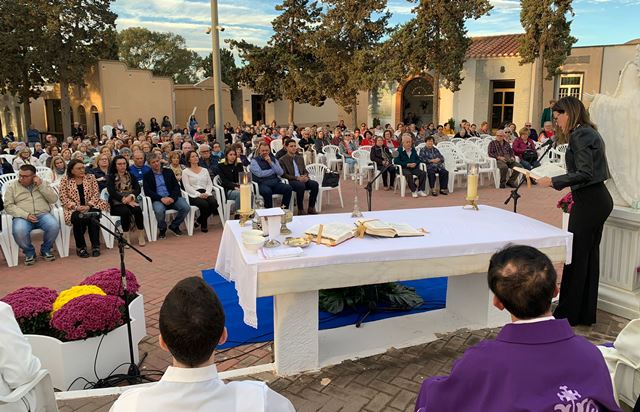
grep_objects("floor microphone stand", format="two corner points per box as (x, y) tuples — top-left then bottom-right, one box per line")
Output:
(90, 216), (155, 387)
(365, 163), (395, 212)
(504, 140), (556, 214)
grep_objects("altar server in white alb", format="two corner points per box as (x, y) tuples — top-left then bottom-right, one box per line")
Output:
(0, 301), (43, 412)
(110, 277), (295, 412)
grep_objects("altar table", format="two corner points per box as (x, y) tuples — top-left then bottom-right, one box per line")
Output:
(215, 206), (572, 376)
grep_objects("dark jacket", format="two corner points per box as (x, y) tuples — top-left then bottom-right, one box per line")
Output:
(199, 157), (219, 180)
(394, 147), (421, 169)
(551, 126), (610, 191)
(142, 168), (182, 202)
(218, 161), (245, 192)
(370, 145), (393, 169)
(106, 172), (141, 206)
(279, 154), (308, 181)
(90, 167), (109, 192)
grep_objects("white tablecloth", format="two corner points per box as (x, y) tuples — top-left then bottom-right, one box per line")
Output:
(215, 206), (573, 327)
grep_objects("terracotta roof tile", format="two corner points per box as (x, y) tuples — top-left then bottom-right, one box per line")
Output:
(467, 34), (525, 59)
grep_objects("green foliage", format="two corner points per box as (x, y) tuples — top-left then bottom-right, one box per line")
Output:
(117, 27), (201, 84)
(447, 118), (456, 129)
(319, 283), (424, 314)
(200, 49), (239, 90)
(382, 0), (492, 92)
(314, 0), (391, 114)
(519, 0), (577, 80)
(228, 0), (327, 122)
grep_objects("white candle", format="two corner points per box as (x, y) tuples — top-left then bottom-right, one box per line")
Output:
(467, 174), (478, 200)
(240, 184), (251, 212)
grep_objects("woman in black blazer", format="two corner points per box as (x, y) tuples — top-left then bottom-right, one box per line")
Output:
(218, 148), (246, 211)
(537, 96), (613, 326)
(106, 155), (146, 246)
(369, 136), (397, 191)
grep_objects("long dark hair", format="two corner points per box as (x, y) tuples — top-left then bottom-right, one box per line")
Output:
(66, 159), (85, 178)
(552, 96), (597, 143)
(108, 155), (129, 176)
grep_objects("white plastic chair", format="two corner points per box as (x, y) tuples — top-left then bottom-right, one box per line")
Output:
(212, 176), (237, 223)
(415, 143), (426, 153)
(352, 149), (376, 186)
(36, 166), (52, 182)
(467, 137), (483, 146)
(144, 189), (199, 241)
(6, 206), (66, 264)
(458, 145), (498, 188)
(358, 145), (373, 152)
(551, 143), (569, 167)
(0, 173), (17, 188)
(0, 154), (15, 165)
(450, 138), (463, 145)
(102, 125), (113, 138)
(322, 145), (344, 175)
(99, 188), (155, 248)
(0, 211), (16, 266)
(270, 139), (284, 155)
(435, 141), (455, 151)
(437, 147), (467, 193)
(306, 163), (344, 212)
(0, 369), (59, 411)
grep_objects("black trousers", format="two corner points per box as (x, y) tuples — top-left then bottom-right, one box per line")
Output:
(189, 195), (218, 229)
(289, 179), (319, 210)
(402, 167), (426, 192)
(110, 204), (144, 232)
(380, 166), (396, 187)
(554, 182), (613, 326)
(426, 167), (449, 190)
(70, 210), (101, 249)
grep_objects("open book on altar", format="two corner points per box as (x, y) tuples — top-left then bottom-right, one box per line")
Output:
(357, 219), (424, 238)
(513, 164), (566, 180)
(305, 223), (355, 246)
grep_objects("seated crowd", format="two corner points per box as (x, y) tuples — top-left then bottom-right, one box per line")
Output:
(1, 115), (551, 266)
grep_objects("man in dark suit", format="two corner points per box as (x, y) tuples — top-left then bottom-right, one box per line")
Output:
(143, 153), (191, 238)
(279, 138), (319, 215)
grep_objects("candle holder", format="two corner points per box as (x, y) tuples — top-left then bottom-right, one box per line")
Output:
(280, 208), (293, 235)
(238, 209), (254, 226)
(464, 162), (480, 211)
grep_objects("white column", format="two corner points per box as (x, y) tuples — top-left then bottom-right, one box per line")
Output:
(446, 273), (509, 328)
(273, 291), (319, 376)
(599, 207), (640, 319)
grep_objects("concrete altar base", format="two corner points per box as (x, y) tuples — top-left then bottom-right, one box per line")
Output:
(599, 206), (640, 320)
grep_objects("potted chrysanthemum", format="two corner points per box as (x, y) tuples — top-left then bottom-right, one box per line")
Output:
(1, 269), (146, 391)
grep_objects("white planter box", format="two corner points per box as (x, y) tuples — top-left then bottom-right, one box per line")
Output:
(27, 294), (147, 391)
(562, 212), (570, 231)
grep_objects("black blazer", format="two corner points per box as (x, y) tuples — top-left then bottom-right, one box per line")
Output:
(218, 162), (245, 192)
(142, 168), (182, 202)
(370, 146), (393, 169)
(106, 172), (141, 206)
(551, 126), (609, 191)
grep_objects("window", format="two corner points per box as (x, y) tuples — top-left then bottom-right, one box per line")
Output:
(558, 74), (583, 100)
(490, 80), (515, 130)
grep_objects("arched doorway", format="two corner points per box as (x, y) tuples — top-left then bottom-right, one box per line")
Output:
(398, 76), (434, 127)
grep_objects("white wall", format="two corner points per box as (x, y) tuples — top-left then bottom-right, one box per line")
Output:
(601, 45), (637, 96)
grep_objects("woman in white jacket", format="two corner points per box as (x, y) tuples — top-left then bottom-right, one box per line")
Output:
(181, 150), (218, 233)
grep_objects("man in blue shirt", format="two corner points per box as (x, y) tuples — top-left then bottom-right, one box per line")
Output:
(129, 150), (151, 183)
(142, 153), (190, 238)
(249, 142), (292, 209)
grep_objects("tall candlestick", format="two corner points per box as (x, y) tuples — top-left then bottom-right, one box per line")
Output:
(466, 174), (478, 200)
(240, 184), (251, 212)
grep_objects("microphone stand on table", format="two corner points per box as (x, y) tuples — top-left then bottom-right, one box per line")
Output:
(87, 213), (156, 388)
(504, 139), (556, 214)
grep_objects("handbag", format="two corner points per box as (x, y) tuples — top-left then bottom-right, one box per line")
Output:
(522, 149), (538, 164)
(322, 171), (340, 188)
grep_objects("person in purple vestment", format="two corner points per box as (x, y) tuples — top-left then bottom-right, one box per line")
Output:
(415, 245), (621, 412)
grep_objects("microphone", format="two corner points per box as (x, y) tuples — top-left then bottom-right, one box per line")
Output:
(540, 136), (557, 148)
(391, 149), (399, 158)
(78, 211), (102, 219)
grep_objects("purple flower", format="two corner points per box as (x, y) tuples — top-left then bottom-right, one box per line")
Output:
(557, 192), (575, 214)
(80, 268), (140, 298)
(1, 287), (58, 320)
(51, 294), (125, 341)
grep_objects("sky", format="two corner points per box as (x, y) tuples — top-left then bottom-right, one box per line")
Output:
(112, 0), (640, 57)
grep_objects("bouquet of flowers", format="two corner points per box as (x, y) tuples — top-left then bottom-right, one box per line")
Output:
(1, 287), (58, 335)
(557, 192), (574, 213)
(80, 268), (140, 300)
(1, 269), (140, 342)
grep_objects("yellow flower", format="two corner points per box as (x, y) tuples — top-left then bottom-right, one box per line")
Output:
(52, 285), (106, 314)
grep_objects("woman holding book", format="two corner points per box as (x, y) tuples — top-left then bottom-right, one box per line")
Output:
(537, 96), (612, 326)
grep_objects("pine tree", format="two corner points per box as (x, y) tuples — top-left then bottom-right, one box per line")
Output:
(381, 0), (492, 124)
(315, 0), (391, 128)
(519, 0), (577, 123)
(229, 0), (326, 124)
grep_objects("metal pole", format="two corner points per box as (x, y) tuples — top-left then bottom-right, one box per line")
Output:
(210, 0), (224, 145)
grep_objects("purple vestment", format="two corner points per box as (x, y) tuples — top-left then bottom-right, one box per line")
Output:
(415, 319), (621, 412)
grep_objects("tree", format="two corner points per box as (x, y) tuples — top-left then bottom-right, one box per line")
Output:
(381, 0), (492, 124)
(0, 0), (53, 131)
(229, 0), (326, 124)
(200, 49), (239, 90)
(519, 0), (576, 124)
(117, 27), (201, 84)
(314, 0), (391, 128)
(46, 0), (117, 138)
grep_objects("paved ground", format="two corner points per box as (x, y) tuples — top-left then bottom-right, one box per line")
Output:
(1, 175), (629, 410)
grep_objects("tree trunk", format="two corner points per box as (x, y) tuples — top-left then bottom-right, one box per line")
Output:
(351, 100), (358, 130)
(60, 78), (72, 139)
(432, 71), (440, 125)
(22, 97), (32, 133)
(288, 99), (295, 125)
(533, 44), (545, 129)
